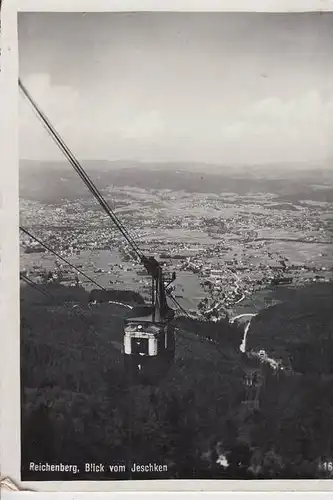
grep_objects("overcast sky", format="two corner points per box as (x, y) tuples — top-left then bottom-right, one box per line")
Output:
(18, 12), (333, 166)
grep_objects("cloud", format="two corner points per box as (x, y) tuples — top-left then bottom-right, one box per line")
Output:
(217, 90), (333, 162)
(119, 110), (165, 141)
(19, 73), (80, 160)
(20, 74), (333, 164)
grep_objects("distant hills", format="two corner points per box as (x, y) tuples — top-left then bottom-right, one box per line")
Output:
(19, 160), (333, 205)
(20, 158), (333, 176)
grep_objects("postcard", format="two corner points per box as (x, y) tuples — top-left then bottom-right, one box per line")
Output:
(1, 0), (333, 493)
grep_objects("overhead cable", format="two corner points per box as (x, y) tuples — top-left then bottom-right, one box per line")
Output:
(19, 78), (192, 322)
(20, 272), (95, 329)
(19, 79), (143, 261)
(20, 225), (108, 292)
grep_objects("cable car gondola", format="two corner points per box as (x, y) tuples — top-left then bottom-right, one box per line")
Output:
(124, 318), (176, 385)
(124, 256), (177, 385)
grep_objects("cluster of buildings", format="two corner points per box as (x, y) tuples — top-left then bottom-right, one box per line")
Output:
(20, 191), (332, 317)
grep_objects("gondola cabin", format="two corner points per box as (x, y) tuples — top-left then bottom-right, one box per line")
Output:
(124, 314), (175, 385)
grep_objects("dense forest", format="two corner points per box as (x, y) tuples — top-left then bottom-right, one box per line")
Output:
(21, 281), (333, 480)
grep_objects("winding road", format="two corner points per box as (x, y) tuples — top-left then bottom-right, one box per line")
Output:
(231, 312), (286, 371)
(230, 313), (257, 352)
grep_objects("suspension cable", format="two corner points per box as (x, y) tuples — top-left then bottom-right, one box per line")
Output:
(20, 226), (108, 292)
(19, 79), (194, 321)
(167, 292), (192, 320)
(20, 273), (55, 300)
(20, 272), (95, 330)
(19, 79), (144, 262)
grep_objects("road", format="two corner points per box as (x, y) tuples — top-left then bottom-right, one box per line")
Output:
(231, 312), (287, 371)
(230, 313), (257, 352)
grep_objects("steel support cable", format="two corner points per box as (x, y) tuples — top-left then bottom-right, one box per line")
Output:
(167, 292), (191, 319)
(167, 292), (232, 358)
(19, 79), (143, 261)
(20, 273), (95, 330)
(19, 79), (194, 323)
(20, 273), (55, 300)
(20, 226), (108, 292)
(30, 105), (141, 257)
(19, 80), (137, 254)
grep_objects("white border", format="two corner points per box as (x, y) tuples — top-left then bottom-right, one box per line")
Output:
(13, 0), (333, 12)
(2, 0), (333, 493)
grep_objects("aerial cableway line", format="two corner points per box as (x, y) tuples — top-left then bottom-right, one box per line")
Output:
(19, 78), (183, 385)
(20, 272), (55, 301)
(19, 79), (143, 262)
(19, 79), (176, 317)
(20, 226), (108, 292)
(20, 272), (96, 330)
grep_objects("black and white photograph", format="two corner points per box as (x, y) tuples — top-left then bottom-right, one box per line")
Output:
(17, 9), (333, 483)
